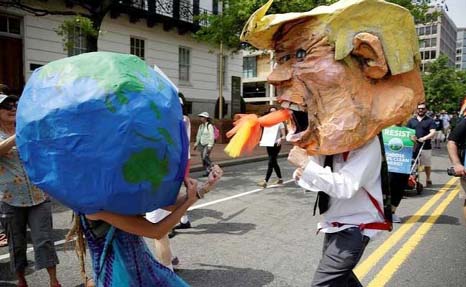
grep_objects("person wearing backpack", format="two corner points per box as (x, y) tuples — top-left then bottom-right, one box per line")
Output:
(194, 112), (215, 176)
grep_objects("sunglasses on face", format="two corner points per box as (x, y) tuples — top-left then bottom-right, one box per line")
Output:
(0, 102), (18, 111)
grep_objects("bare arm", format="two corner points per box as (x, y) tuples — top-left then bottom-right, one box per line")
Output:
(447, 140), (466, 176)
(0, 134), (16, 156)
(420, 129), (436, 141)
(86, 178), (199, 240)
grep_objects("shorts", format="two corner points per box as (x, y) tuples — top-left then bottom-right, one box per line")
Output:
(459, 178), (466, 200)
(146, 208), (171, 223)
(435, 131), (444, 141)
(419, 149), (432, 167)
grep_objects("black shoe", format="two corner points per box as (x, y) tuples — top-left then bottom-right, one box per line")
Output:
(174, 221), (191, 229)
(168, 229), (177, 238)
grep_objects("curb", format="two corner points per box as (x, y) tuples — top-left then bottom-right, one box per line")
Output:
(189, 152), (289, 172)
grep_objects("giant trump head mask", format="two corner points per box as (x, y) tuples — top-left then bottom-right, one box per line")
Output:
(241, 0), (424, 155)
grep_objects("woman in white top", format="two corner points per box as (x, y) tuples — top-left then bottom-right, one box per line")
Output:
(258, 107), (286, 188)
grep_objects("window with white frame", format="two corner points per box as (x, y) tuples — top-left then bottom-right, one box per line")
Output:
(179, 47), (191, 82)
(217, 54), (228, 89)
(243, 56), (257, 78)
(130, 37), (145, 60)
(68, 26), (88, 56)
(0, 14), (21, 36)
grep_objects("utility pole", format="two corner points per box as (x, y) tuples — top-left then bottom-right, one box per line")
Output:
(219, 41), (224, 119)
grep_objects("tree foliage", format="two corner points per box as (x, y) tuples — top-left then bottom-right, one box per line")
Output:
(423, 55), (466, 113)
(195, 0), (432, 51)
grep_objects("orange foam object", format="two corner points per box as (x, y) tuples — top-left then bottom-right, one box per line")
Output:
(224, 109), (291, 157)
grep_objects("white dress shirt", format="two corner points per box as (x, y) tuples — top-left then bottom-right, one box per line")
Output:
(296, 137), (384, 238)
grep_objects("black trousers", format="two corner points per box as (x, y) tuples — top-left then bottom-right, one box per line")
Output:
(312, 227), (370, 287)
(389, 172), (409, 207)
(265, 144), (282, 182)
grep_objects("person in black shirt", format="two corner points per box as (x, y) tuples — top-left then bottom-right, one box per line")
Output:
(407, 103), (436, 187)
(447, 117), (466, 221)
(433, 114), (443, 149)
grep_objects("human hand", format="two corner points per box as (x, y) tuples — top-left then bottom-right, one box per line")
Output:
(418, 137), (425, 143)
(410, 135), (417, 143)
(453, 164), (466, 177)
(207, 164), (223, 186)
(288, 146), (309, 168)
(193, 144), (197, 151)
(294, 168), (303, 181)
(184, 177), (199, 205)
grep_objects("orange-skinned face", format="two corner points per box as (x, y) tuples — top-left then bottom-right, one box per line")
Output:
(268, 18), (424, 155)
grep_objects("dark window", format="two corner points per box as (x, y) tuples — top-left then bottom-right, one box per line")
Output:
(0, 14), (21, 35)
(130, 37), (145, 60)
(8, 17), (20, 34)
(432, 25), (437, 34)
(431, 50), (436, 59)
(0, 15), (7, 32)
(29, 63), (43, 71)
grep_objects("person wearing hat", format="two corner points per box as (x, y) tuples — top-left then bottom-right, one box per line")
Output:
(194, 112), (215, 176)
(241, 0), (424, 285)
(0, 94), (62, 287)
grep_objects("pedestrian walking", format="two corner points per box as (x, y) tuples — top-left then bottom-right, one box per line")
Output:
(0, 94), (61, 287)
(433, 114), (443, 149)
(407, 103), (436, 187)
(194, 112), (215, 176)
(258, 107), (286, 188)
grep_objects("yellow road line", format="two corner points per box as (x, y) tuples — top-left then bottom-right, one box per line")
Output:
(368, 186), (460, 287)
(354, 177), (458, 279)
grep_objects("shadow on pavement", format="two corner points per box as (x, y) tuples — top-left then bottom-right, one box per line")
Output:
(400, 214), (461, 226)
(178, 222), (256, 236)
(178, 264), (274, 287)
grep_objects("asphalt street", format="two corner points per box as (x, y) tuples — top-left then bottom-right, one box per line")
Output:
(1, 144), (465, 287)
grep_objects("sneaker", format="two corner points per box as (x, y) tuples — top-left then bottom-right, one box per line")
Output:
(426, 180), (433, 187)
(273, 179), (284, 185)
(392, 214), (402, 223)
(174, 221), (191, 229)
(257, 180), (267, 188)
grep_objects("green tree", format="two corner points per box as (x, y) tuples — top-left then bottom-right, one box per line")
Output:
(195, 0), (432, 51)
(423, 55), (466, 113)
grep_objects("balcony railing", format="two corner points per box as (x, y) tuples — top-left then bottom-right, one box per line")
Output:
(117, 0), (212, 27)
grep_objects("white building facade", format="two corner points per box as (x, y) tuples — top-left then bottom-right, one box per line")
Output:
(0, 0), (242, 117)
(456, 28), (466, 70)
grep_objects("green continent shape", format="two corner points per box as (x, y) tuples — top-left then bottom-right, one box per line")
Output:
(38, 52), (150, 112)
(123, 148), (168, 192)
(158, 128), (174, 146)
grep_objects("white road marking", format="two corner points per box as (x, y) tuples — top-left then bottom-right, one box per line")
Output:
(0, 179), (297, 261)
(189, 179), (295, 210)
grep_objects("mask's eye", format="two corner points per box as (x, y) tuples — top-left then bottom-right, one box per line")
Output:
(279, 54), (291, 63)
(296, 49), (307, 61)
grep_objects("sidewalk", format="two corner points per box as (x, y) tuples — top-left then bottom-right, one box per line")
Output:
(189, 142), (293, 172)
